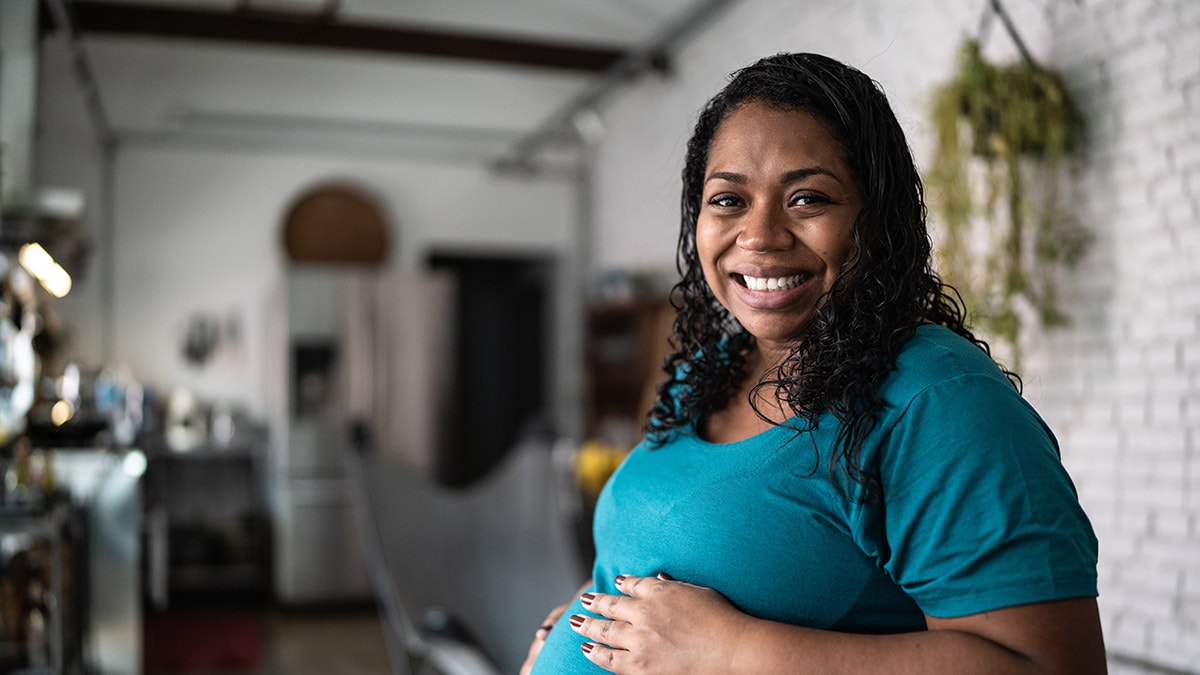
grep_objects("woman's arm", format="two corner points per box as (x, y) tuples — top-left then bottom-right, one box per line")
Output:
(570, 574), (1106, 675)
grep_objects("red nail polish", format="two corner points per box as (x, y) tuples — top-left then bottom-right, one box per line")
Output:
(569, 615), (585, 628)
(580, 592), (595, 606)
(582, 643), (595, 654)
(614, 575), (626, 586)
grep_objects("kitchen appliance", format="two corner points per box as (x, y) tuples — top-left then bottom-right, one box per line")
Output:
(268, 265), (456, 605)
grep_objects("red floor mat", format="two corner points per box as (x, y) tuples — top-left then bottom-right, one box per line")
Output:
(143, 609), (264, 673)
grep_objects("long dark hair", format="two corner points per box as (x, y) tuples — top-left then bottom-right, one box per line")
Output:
(646, 52), (1010, 500)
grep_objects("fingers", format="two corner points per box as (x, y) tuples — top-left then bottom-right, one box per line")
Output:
(569, 611), (643, 673)
(535, 602), (570, 641)
(567, 573), (682, 646)
(579, 573), (677, 623)
(582, 589), (625, 618)
(568, 612), (628, 650)
(580, 640), (632, 672)
(614, 573), (681, 598)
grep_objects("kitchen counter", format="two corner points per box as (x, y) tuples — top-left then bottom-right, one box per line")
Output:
(0, 447), (144, 674)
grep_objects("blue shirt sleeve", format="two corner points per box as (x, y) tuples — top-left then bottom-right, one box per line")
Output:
(867, 372), (1098, 618)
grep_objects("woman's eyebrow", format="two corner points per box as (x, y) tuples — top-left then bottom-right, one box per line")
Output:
(705, 170), (747, 185)
(704, 167), (843, 185)
(779, 167), (842, 185)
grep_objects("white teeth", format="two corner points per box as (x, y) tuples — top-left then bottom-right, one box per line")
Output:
(742, 274), (804, 291)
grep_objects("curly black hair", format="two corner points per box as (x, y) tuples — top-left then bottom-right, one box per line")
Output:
(645, 52), (1012, 501)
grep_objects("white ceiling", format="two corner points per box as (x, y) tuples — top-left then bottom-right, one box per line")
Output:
(48, 0), (727, 167)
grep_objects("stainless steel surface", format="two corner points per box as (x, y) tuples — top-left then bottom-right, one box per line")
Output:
(0, 0), (38, 205)
(273, 268), (379, 605)
(54, 448), (143, 675)
(273, 476), (371, 604)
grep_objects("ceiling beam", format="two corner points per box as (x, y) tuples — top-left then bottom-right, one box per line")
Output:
(64, 1), (635, 73)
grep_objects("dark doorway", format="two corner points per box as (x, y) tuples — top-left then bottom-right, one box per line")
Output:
(427, 252), (552, 487)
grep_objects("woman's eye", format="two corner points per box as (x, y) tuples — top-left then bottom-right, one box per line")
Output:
(707, 193), (743, 208)
(790, 192), (829, 207)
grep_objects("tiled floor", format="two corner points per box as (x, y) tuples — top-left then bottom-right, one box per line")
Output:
(263, 608), (393, 675)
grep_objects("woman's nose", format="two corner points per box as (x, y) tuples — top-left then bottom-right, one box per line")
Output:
(737, 203), (792, 252)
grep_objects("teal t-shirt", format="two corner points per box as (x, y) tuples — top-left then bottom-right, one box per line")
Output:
(531, 325), (1098, 673)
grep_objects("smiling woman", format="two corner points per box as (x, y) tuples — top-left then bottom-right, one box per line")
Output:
(523, 52), (1104, 675)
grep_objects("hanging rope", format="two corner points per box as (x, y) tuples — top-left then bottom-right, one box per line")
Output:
(977, 0), (1037, 65)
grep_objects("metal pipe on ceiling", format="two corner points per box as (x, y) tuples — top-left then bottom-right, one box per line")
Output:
(42, 0), (116, 147)
(491, 0), (741, 174)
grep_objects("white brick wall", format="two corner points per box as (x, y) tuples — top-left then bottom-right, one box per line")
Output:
(591, 0), (1200, 671)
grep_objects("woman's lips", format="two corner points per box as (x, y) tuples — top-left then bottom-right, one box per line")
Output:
(730, 271), (817, 309)
(737, 272), (808, 291)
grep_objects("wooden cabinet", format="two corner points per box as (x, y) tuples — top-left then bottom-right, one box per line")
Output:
(585, 296), (673, 446)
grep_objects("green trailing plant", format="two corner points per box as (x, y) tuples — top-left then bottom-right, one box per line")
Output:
(927, 39), (1089, 366)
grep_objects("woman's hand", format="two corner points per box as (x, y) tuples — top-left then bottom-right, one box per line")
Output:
(518, 601), (571, 675)
(568, 573), (752, 674)
(568, 575), (1107, 674)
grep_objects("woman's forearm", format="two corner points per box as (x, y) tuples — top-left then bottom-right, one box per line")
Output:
(734, 621), (1034, 674)
(730, 598), (1105, 675)
(574, 576), (1105, 675)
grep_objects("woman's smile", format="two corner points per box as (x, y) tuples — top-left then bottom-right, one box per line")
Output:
(728, 268), (818, 310)
(737, 272), (810, 292)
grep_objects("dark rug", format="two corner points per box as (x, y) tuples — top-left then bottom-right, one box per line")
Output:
(143, 608), (264, 673)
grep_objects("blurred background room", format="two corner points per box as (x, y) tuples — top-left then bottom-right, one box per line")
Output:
(0, 0), (1196, 673)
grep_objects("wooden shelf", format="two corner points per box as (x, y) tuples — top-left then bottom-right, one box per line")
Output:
(585, 296), (672, 442)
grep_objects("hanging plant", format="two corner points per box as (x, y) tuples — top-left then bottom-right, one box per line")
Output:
(927, 38), (1089, 366)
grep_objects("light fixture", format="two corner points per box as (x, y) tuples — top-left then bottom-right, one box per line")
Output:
(18, 242), (72, 298)
(122, 449), (147, 478)
(50, 399), (75, 426)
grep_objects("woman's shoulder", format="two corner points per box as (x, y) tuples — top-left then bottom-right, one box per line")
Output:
(884, 324), (1013, 400)
(868, 325), (1059, 483)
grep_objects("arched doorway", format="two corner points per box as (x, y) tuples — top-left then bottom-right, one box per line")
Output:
(282, 183), (390, 265)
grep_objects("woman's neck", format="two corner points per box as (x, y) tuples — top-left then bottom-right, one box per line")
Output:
(701, 346), (792, 444)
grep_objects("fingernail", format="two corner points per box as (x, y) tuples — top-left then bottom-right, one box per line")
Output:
(580, 592), (595, 607)
(582, 642), (595, 654)
(614, 575), (626, 586)
(535, 624), (553, 639)
(657, 571), (674, 581)
(569, 614), (585, 629)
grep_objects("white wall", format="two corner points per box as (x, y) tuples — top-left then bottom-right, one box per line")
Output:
(36, 37), (580, 425)
(587, 0), (1200, 672)
(104, 147), (574, 416)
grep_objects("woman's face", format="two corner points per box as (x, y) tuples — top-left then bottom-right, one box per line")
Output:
(697, 102), (863, 359)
